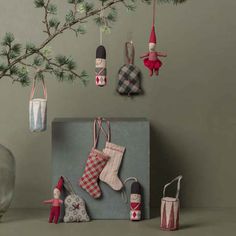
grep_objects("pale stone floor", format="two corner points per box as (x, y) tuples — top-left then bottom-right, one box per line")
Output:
(0, 208), (235, 236)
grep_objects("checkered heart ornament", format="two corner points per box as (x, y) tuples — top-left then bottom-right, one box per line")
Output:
(117, 42), (142, 96)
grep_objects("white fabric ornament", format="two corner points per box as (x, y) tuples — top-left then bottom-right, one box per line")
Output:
(29, 78), (47, 132)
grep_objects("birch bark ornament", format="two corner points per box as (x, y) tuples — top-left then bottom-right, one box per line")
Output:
(29, 77), (47, 132)
(160, 175), (183, 231)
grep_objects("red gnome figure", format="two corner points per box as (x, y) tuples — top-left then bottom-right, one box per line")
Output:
(43, 176), (64, 224)
(140, 25), (167, 77)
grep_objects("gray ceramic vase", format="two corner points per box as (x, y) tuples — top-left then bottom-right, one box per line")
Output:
(0, 144), (15, 220)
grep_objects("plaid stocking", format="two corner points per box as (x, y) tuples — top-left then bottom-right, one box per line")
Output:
(79, 149), (109, 199)
(99, 142), (125, 191)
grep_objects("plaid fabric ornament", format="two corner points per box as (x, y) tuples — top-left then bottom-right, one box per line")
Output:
(117, 42), (142, 96)
(79, 149), (109, 198)
(79, 118), (110, 199)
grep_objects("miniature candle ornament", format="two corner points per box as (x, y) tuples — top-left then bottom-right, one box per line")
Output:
(43, 176), (64, 224)
(130, 181), (142, 221)
(160, 175), (183, 231)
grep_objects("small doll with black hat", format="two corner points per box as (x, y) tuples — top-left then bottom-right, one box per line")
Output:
(130, 181), (142, 221)
(95, 45), (107, 87)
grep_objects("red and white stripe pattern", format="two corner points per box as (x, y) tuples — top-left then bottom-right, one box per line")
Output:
(160, 197), (180, 230)
(99, 142), (125, 191)
(79, 149), (109, 199)
(160, 175), (182, 230)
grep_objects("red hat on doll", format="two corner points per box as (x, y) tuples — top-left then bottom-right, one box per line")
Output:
(55, 176), (64, 192)
(149, 25), (157, 44)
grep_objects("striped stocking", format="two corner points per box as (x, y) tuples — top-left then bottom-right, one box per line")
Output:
(99, 142), (125, 191)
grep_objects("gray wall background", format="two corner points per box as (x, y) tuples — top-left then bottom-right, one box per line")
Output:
(0, 0), (236, 209)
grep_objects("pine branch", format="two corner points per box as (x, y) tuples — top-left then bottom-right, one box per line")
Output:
(19, 61), (37, 69)
(0, 0), (126, 81)
(0, 0), (187, 86)
(36, 51), (88, 82)
(43, 0), (52, 36)
(68, 0), (79, 17)
(34, 0), (45, 8)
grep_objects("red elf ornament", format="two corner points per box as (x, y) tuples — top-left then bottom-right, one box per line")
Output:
(43, 176), (64, 224)
(140, 0), (167, 77)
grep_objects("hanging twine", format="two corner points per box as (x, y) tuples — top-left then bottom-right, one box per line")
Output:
(121, 177), (138, 203)
(100, 7), (104, 45)
(152, 0), (156, 26)
(153, 0), (156, 26)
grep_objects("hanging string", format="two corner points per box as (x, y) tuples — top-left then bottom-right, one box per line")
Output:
(100, 8), (103, 45)
(100, 27), (103, 45)
(152, 0), (156, 26)
(120, 177), (138, 203)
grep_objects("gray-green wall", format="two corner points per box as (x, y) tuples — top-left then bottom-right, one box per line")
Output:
(0, 0), (236, 208)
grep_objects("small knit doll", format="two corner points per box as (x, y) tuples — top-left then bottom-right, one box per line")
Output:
(130, 181), (142, 221)
(140, 25), (167, 77)
(43, 177), (64, 224)
(95, 45), (107, 87)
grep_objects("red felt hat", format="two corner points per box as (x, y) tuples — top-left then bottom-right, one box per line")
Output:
(149, 25), (157, 44)
(55, 176), (64, 192)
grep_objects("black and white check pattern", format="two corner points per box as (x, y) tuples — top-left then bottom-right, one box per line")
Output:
(117, 64), (142, 95)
